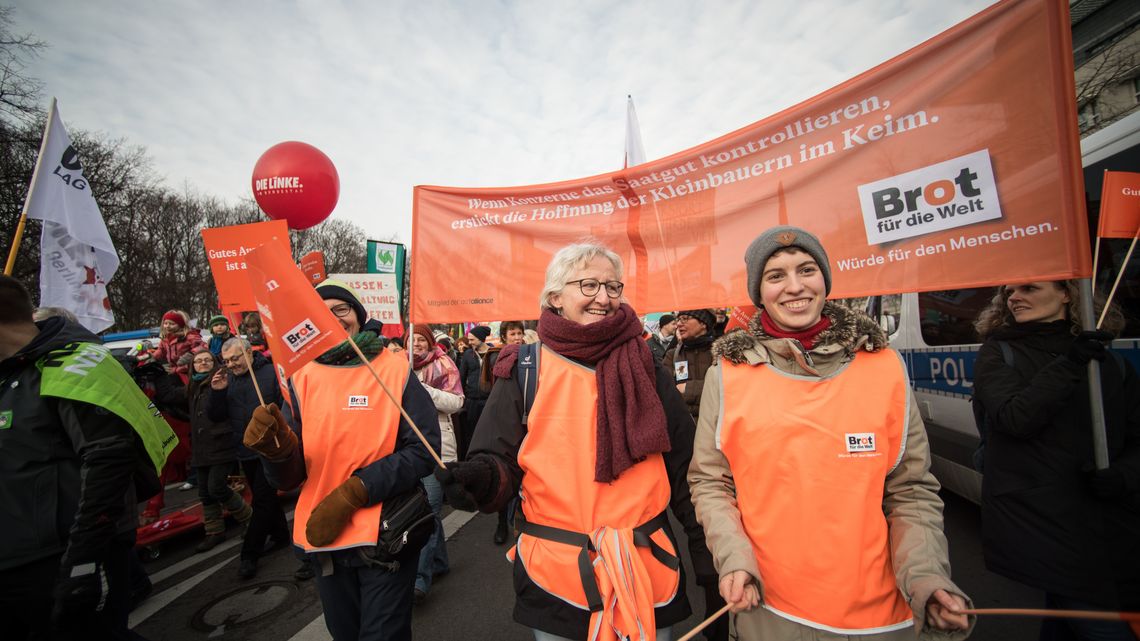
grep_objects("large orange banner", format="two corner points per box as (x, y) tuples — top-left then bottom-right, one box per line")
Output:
(202, 220), (291, 310)
(411, 0), (1087, 323)
(244, 239), (349, 382)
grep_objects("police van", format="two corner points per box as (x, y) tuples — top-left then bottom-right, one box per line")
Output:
(877, 110), (1140, 504)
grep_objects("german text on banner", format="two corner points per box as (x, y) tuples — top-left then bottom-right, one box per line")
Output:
(329, 273), (402, 327)
(411, 0), (1087, 323)
(244, 240), (348, 382)
(25, 99), (119, 333)
(201, 220), (290, 310)
(1097, 171), (1140, 239)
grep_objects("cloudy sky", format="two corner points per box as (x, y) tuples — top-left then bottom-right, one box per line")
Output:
(15, 0), (995, 245)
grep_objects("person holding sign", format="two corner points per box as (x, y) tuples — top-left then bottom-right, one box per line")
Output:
(972, 282), (1139, 641)
(688, 226), (972, 640)
(436, 243), (714, 641)
(208, 337), (293, 579)
(246, 279), (440, 641)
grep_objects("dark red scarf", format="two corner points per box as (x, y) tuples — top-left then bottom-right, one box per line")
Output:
(759, 311), (830, 350)
(496, 303), (670, 482)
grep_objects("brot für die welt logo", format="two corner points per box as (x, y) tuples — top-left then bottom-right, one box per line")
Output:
(857, 150), (1003, 244)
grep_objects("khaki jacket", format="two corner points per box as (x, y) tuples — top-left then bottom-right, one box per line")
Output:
(687, 303), (974, 640)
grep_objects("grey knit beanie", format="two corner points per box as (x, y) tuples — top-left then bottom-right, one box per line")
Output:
(744, 225), (832, 307)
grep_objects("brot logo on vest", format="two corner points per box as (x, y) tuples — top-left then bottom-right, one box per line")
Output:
(348, 395), (368, 407)
(283, 319), (320, 353)
(845, 432), (877, 453)
(857, 149), (1003, 245)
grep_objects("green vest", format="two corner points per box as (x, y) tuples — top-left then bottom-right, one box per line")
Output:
(38, 341), (178, 473)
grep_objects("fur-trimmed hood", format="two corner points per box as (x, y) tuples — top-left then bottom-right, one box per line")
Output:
(713, 302), (888, 366)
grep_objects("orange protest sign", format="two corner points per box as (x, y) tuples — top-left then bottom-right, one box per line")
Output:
(300, 250), (327, 284)
(411, 0), (1087, 323)
(1097, 171), (1140, 239)
(201, 220), (291, 310)
(244, 239), (349, 381)
(724, 306), (758, 333)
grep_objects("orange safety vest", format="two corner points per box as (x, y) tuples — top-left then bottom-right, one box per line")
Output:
(511, 347), (680, 641)
(290, 349), (409, 552)
(719, 348), (914, 635)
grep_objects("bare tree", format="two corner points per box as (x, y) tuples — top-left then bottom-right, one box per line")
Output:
(0, 6), (45, 125)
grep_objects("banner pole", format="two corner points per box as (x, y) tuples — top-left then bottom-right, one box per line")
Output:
(345, 338), (446, 469)
(962, 608), (1139, 623)
(1078, 279), (1110, 469)
(1090, 236), (1101, 297)
(238, 346), (278, 449)
(677, 604), (732, 641)
(3, 212), (28, 276)
(5, 97), (59, 276)
(1096, 228), (1139, 329)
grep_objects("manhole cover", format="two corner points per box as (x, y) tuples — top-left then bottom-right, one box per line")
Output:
(190, 581), (299, 635)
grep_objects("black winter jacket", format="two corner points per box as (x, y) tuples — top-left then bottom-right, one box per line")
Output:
(208, 351), (291, 461)
(661, 335), (715, 420)
(467, 343), (714, 639)
(458, 348), (488, 400)
(974, 321), (1140, 607)
(156, 370), (237, 468)
(0, 318), (152, 570)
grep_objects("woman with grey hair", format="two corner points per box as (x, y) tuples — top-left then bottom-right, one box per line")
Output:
(436, 242), (714, 640)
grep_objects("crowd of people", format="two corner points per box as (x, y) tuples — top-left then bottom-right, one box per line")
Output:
(0, 223), (1136, 641)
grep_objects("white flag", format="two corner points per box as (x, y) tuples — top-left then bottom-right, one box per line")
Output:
(624, 95), (647, 168)
(24, 99), (119, 333)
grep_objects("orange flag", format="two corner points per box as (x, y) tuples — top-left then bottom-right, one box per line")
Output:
(300, 250), (327, 283)
(244, 238), (349, 382)
(725, 305), (758, 332)
(1097, 171), (1140, 238)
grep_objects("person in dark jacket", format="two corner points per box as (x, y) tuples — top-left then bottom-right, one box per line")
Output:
(156, 348), (253, 552)
(247, 278), (441, 641)
(435, 243), (715, 640)
(208, 337), (293, 579)
(457, 325), (492, 459)
(479, 320), (526, 546)
(973, 280), (1140, 641)
(647, 313), (677, 363)
(662, 309), (717, 422)
(0, 275), (164, 640)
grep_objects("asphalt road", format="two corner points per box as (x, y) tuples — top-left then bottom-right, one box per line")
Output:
(128, 487), (1045, 641)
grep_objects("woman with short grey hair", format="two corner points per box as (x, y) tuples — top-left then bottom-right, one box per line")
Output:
(437, 241), (714, 641)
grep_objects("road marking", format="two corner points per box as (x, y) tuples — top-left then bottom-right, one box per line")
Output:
(285, 510), (481, 641)
(289, 615), (329, 641)
(443, 509), (477, 538)
(130, 556), (232, 628)
(148, 509), (296, 584)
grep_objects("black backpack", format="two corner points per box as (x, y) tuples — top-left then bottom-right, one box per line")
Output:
(971, 341), (1126, 472)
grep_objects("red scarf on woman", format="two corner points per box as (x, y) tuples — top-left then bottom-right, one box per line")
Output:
(759, 311), (831, 350)
(499, 303), (669, 482)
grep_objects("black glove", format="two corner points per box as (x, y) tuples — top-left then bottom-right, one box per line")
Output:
(1066, 330), (1113, 364)
(434, 457), (497, 512)
(1085, 465), (1130, 500)
(52, 562), (108, 624)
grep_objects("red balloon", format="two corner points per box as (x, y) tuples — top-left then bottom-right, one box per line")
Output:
(251, 141), (339, 230)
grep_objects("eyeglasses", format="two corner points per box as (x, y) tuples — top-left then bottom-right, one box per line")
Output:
(221, 355), (245, 366)
(329, 304), (354, 318)
(566, 278), (624, 298)
(192, 358), (214, 365)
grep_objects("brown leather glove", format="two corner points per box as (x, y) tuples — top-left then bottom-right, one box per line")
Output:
(243, 403), (297, 462)
(305, 476), (368, 547)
